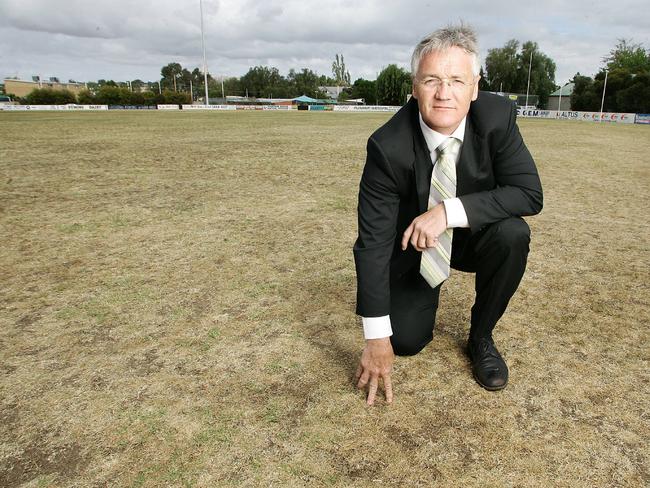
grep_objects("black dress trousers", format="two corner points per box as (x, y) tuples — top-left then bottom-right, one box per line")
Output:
(389, 217), (531, 356)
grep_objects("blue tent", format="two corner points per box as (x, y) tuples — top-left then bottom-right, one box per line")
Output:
(293, 95), (322, 104)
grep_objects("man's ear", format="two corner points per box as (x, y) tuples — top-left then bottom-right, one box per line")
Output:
(471, 76), (479, 101)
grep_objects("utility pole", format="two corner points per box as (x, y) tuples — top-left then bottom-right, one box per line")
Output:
(525, 50), (533, 108)
(599, 70), (608, 123)
(200, 0), (210, 106)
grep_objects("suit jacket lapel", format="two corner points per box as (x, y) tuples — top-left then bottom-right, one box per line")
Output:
(411, 104), (435, 214)
(457, 115), (482, 197)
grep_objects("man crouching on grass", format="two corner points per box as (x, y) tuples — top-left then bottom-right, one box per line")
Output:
(353, 23), (542, 405)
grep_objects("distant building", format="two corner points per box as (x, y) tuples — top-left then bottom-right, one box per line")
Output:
(547, 83), (574, 111)
(320, 86), (345, 100)
(4, 78), (86, 98)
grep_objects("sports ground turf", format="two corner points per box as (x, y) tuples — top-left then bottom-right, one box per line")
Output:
(1, 111), (648, 486)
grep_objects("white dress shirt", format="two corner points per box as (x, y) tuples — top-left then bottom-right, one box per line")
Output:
(362, 115), (470, 340)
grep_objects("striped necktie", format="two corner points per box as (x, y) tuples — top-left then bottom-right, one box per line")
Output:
(420, 137), (460, 288)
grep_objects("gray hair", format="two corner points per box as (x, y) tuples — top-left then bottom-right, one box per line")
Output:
(411, 23), (481, 78)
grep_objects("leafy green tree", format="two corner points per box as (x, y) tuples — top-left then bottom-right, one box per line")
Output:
(519, 41), (557, 108)
(55, 90), (77, 104)
(191, 67), (203, 84)
(318, 74), (336, 86)
(128, 91), (145, 106)
(604, 39), (650, 73)
(350, 78), (377, 104)
(287, 68), (327, 98)
(142, 91), (162, 106)
(596, 68), (632, 112)
(484, 39), (520, 92)
(337, 89), (351, 102)
(616, 72), (650, 112)
(190, 67), (215, 98)
(577, 66), (650, 113)
(570, 73), (600, 111)
(25, 88), (76, 104)
(222, 77), (242, 97)
(161, 62), (183, 91)
(376, 64), (410, 106)
(77, 90), (96, 104)
(208, 76), (243, 98)
(175, 68), (192, 93)
(162, 90), (191, 104)
(592, 39), (650, 112)
(484, 40), (557, 108)
(241, 66), (289, 98)
(131, 79), (145, 92)
(332, 54), (351, 87)
(95, 86), (127, 105)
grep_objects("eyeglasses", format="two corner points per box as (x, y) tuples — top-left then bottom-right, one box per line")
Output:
(416, 76), (475, 91)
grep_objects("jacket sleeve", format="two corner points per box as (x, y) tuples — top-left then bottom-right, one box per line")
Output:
(353, 136), (400, 317)
(459, 102), (543, 233)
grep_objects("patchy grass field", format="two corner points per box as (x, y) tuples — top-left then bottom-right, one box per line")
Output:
(1, 110), (648, 487)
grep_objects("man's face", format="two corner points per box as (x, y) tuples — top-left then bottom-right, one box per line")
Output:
(412, 46), (479, 135)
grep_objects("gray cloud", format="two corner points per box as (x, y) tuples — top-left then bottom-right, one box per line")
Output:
(1, 0), (648, 84)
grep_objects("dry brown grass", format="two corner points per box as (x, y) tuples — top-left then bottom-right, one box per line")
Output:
(1, 111), (648, 487)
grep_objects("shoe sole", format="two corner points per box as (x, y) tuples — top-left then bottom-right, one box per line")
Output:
(472, 370), (508, 391)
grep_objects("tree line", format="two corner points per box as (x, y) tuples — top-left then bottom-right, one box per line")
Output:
(11, 41), (650, 112)
(23, 85), (190, 106)
(482, 40), (557, 108)
(571, 40), (650, 113)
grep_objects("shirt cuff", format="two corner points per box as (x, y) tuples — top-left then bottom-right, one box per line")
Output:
(443, 198), (470, 228)
(362, 315), (393, 339)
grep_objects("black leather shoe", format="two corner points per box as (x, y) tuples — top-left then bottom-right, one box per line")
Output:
(467, 337), (509, 391)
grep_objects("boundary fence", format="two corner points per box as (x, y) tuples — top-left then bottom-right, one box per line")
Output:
(2, 103), (648, 124)
(517, 108), (638, 124)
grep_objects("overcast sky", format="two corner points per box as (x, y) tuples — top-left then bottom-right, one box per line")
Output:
(1, 0), (648, 86)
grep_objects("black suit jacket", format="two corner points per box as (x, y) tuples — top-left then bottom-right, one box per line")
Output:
(353, 91), (543, 317)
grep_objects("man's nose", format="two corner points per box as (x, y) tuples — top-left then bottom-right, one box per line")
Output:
(435, 82), (451, 99)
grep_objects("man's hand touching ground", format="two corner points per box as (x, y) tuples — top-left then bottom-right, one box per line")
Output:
(355, 337), (395, 405)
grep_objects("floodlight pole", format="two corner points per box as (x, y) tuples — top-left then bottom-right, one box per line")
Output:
(200, 0), (210, 106)
(557, 82), (563, 111)
(525, 50), (533, 108)
(599, 69), (608, 123)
